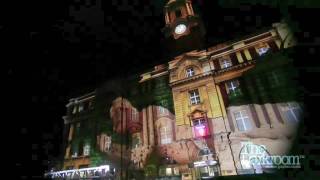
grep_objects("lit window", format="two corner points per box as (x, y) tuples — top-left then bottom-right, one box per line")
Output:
(202, 63), (211, 73)
(166, 168), (172, 175)
(193, 118), (209, 137)
(132, 108), (138, 121)
(186, 68), (195, 77)
(220, 59), (232, 69)
(234, 110), (252, 131)
(257, 46), (269, 56)
(159, 106), (168, 116)
(160, 126), (172, 145)
(282, 102), (302, 123)
(78, 104), (84, 112)
(189, 89), (201, 105)
(173, 168), (179, 175)
(83, 144), (90, 156)
(226, 80), (240, 94)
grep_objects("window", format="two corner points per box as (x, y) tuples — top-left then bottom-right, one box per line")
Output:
(186, 68), (195, 77)
(160, 126), (172, 145)
(173, 168), (179, 175)
(193, 118), (209, 137)
(202, 63), (211, 73)
(83, 144), (90, 156)
(193, 118), (206, 126)
(78, 104), (84, 112)
(220, 59), (232, 69)
(159, 106), (169, 116)
(166, 168), (172, 175)
(257, 46), (269, 56)
(282, 102), (302, 123)
(226, 80), (240, 94)
(234, 110), (252, 131)
(132, 133), (141, 148)
(132, 108), (138, 121)
(189, 89), (201, 105)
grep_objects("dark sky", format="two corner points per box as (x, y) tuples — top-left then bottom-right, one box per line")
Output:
(7, 0), (320, 178)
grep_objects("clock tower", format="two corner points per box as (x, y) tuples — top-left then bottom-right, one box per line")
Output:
(162, 0), (205, 54)
(162, 0), (205, 39)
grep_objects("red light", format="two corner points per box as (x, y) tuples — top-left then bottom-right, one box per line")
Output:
(195, 125), (207, 137)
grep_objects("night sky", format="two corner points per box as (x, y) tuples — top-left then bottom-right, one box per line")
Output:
(7, 0), (320, 178)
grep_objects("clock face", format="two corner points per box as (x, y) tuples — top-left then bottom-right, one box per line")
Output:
(174, 24), (187, 35)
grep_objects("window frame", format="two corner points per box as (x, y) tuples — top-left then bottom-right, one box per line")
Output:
(189, 89), (201, 105)
(186, 67), (195, 77)
(282, 102), (301, 123)
(220, 59), (232, 69)
(234, 110), (252, 132)
(83, 144), (90, 156)
(160, 126), (172, 145)
(192, 118), (209, 137)
(132, 108), (138, 121)
(226, 80), (240, 94)
(257, 46), (270, 56)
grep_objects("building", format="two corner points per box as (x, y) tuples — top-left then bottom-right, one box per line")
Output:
(52, 0), (301, 179)
(62, 91), (96, 170)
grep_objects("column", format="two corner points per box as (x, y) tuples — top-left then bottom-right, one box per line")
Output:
(253, 104), (269, 128)
(68, 124), (74, 141)
(264, 103), (282, 128)
(185, 3), (191, 15)
(148, 106), (155, 146)
(235, 52), (244, 63)
(243, 49), (252, 61)
(142, 108), (148, 146)
(187, 1), (194, 15)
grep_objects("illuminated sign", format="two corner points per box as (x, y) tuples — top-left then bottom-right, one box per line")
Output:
(194, 160), (217, 167)
(45, 165), (110, 179)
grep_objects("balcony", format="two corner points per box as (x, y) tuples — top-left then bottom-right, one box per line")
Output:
(170, 61), (257, 87)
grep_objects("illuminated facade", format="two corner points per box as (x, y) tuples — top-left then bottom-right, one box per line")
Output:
(62, 92), (96, 170)
(57, 0), (301, 179)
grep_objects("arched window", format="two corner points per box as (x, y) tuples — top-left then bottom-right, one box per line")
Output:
(186, 67), (195, 77)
